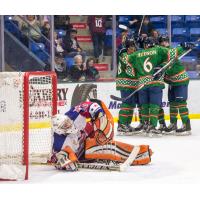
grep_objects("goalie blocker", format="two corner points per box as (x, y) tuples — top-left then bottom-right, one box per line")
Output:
(51, 99), (152, 171)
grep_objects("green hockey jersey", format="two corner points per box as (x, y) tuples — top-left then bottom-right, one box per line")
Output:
(116, 52), (138, 91)
(128, 46), (185, 89)
(164, 47), (189, 86)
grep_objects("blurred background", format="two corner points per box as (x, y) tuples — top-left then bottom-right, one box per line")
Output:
(0, 15), (200, 82)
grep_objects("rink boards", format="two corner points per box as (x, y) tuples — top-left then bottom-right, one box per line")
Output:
(57, 80), (200, 122)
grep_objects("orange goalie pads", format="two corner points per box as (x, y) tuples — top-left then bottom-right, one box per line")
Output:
(85, 138), (152, 165)
(62, 146), (78, 162)
(93, 100), (114, 145)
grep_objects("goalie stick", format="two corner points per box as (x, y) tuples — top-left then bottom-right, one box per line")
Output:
(110, 46), (196, 102)
(119, 145), (140, 171)
(46, 160), (134, 172)
(77, 162), (120, 171)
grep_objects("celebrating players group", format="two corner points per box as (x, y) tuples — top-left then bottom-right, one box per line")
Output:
(117, 35), (193, 137)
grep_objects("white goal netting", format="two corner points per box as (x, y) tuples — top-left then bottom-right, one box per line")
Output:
(0, 72), (57, 180)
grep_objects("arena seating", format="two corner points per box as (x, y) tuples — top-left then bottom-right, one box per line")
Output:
(29, 41), (49, 63)
(149, 16), (167, 29)
(185, 15), (200, 28)
(171, 15), (185, 28)
(4, 18), (21, 39)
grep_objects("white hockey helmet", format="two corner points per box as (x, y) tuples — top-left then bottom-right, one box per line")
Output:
(89, 103), (104, 120)
(52, 114), (78, 135)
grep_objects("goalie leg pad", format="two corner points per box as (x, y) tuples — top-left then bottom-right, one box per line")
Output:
(85, 138), (152, 165)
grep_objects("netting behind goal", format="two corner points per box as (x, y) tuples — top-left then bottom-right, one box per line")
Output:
(0, 72), (57, 180)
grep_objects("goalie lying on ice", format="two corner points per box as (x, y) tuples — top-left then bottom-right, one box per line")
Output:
(51, 99), (152, 171)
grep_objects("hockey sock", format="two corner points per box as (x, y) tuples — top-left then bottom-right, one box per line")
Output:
(158, 107), (165, 125)
(169, 102), (178, 124)
(149, 104), (160, 127)
(119, 103), (134, 125)
(177, 100), (190, 124)
(140, 104), (149, 124)
(138, 106), (142, 123)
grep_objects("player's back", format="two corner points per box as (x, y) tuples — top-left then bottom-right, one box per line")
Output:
(128, 46), (170, 87)
(129, 46), (168, 77)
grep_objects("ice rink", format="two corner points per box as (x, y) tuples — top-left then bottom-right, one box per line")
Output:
(17, 119), (200, 184)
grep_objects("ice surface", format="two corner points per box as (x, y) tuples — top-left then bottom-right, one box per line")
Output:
(1, 120), (200, 184)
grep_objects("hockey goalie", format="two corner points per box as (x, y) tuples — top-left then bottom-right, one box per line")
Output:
(51, 99), (152, 171)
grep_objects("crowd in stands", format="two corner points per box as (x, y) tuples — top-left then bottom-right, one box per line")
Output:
(116, 16), (160, 50)
(5, 15), (200, 80)
(6, 15), (102, 82)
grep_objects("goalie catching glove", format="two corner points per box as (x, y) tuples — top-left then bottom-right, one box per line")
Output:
(55, 146), (78, 171)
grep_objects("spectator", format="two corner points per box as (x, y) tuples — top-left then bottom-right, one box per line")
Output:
(151, 29), (160, 44)
(41, 21), (50, 38)
(85, 57), (100, 81)
(116, 26), (129, 50)
(151, 29), (159, 38)
(54, 15), (73, 35)
(63, 28), (86, 61)
(135, 16), (154, 38)
(87, 16), (106, 63)
(21, 15), (42, 42)
(54, 32), (65, 53)
(54, 52), (69, 81)
(128, 15), (142, 29)
(70, 55), (87, 81)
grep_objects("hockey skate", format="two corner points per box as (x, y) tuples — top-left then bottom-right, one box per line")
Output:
(134, 121), (149, 136)
(158, 123), (167, 133)
(163, 123), (177, 135)
(117, 124), (135, 136)
(175, 120), (192, 136)
(146, 125), (162, 138)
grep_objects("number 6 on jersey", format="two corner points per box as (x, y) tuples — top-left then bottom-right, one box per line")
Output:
(143, 57), (153, 73)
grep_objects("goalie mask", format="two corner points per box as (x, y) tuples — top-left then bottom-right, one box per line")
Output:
(89, 103), (104, 121)
(52, 114), (78, 135)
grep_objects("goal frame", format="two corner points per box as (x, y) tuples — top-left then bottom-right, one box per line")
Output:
(23, 71), (57, 180)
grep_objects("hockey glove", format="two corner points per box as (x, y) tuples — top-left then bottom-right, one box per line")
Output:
(153, 66), (163, 80)
(180, 42), (195, 50)
(55, 150), (78, 171)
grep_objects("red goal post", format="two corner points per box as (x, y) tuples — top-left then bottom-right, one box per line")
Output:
(0, 71), (57, 180)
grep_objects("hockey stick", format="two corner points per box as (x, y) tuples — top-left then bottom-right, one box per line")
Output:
(120, 145), (140, 171)
(138, 15), (145, 37)
(110, 47), (195, 102)
(77, 162), (120, 171)
(152, 48), (192, 77)
(39, 160), (121, 171)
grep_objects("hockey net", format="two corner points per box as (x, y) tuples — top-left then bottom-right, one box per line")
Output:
(0, 72), (57, 180)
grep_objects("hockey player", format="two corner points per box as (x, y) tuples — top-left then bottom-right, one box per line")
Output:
(127, 37), (189, 137)
(51, 99), (152, 171)
(116, 39), (138, 135)
(159, 35), (193, 135)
